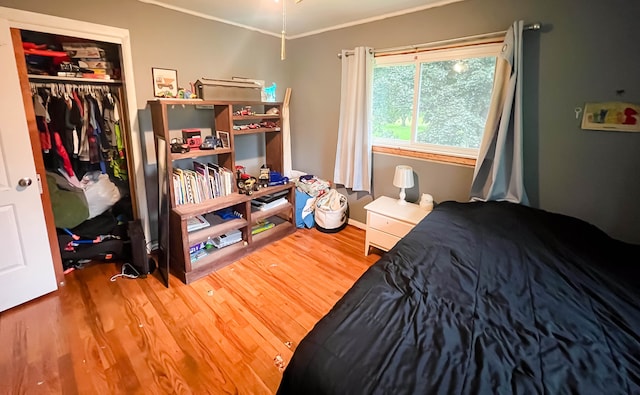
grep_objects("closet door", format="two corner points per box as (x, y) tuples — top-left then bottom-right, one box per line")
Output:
(0, 18), (56, 312)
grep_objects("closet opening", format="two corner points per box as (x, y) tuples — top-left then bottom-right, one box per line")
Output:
(17, 28), (145, 281)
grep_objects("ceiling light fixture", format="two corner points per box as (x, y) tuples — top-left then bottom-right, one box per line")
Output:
(276, 0), (303, 60)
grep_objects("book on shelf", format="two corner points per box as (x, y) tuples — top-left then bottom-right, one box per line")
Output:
(172, 172), (183, 205)
(207, 163), (234, 198)
(222, 167), (233, 196)
(187, 214), (210, 232)
(183, 169), (199, 204)
(251, 197), (288, 211)
(206, 163), (220, 198)
(251, 220), (275, 235)
(252, 190), (288, 204)
(190, 249), (209, 262)
(193, 161), (212, 200)
(211, 229), (242, 248)
(173, 168), (187, 205)
(173, 160), (235, 206)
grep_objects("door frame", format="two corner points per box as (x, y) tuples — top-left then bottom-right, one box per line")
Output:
(0, 7), (150, 284)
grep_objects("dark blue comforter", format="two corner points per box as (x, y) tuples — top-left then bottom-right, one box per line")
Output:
(278, 201), (640, 394)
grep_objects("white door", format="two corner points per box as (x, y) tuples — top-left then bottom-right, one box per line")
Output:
(0, 19), (56, 312)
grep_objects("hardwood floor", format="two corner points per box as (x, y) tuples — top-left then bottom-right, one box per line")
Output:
(0, 226), (382, 394)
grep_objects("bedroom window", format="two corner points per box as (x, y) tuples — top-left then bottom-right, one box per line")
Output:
(372, 43), (502, 164)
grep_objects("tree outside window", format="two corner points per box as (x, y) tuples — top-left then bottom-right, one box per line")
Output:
(372, 43), (500, 158)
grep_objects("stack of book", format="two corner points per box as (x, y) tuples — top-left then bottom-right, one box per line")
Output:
(62, 43), (113, 80)
(186, 215), (210, 232)
(173, 161), (234, 205)
(251, 190), (288, 211)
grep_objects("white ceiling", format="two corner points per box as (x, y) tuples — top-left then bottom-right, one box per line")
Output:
(139, 0), (464, 39)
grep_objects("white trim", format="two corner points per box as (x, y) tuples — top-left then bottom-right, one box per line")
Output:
(138, 0), (281, 38)
(136, 0), (464, 40)
(288, 0), (465, 39)
(348, 218), (366, 230)
(375, 42), (502, 64)
(0, 6), (151, 244)
(0, 7), (129, 42)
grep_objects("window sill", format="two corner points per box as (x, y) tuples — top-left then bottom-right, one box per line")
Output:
(372, 145), (476, 167)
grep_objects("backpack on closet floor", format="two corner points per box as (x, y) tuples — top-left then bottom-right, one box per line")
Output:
(57, 210), (128, 267)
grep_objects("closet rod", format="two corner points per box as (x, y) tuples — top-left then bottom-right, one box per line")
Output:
(337, 22), (542, 58)
(29, 81), (115, 89)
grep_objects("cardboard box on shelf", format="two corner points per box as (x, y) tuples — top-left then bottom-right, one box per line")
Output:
(195, 78), (262, 101)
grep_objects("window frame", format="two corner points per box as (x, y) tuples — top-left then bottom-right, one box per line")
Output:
(371, 42), (503, 164)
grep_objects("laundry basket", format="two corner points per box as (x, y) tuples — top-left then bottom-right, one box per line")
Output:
(314, 189), (349, 233)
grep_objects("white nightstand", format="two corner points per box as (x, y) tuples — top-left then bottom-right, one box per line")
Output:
(364, 196), (430, 256)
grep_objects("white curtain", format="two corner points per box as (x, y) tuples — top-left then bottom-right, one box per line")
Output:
(333, 46), (374, 192)
(470, 21), (529, 204)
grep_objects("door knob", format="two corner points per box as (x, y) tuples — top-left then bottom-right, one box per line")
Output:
(18, 177), (32, 187)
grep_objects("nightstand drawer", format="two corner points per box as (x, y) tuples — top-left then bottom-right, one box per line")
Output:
(368, 212), (413, 238)
(368, 228), (401, 251)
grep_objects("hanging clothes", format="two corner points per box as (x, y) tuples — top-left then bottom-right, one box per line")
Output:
(33, 90), (52, 151)
(63, 93), (82, 157)
(30, 81), (126, 181)
(103, 92), (127, 180)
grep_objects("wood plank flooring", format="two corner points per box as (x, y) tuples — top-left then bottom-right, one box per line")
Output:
(0, 225), (382, 394)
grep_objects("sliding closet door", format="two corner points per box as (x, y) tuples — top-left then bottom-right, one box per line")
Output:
(0, 18), (56, 312)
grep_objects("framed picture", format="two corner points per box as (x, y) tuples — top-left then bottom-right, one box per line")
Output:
(152, 68), (178, 98)
(581, 102), (640, 132)
(216, 130), (230, 149)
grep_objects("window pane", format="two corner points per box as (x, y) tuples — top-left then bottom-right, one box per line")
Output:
(372, 64), (415, 142)
(417, 56), (496, 149)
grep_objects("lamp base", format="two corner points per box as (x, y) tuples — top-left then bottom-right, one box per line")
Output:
(397, 188), (407, 205)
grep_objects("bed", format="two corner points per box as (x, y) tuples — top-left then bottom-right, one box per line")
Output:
(277, 201), (640, 394)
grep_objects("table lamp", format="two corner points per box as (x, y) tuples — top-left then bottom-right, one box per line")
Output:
(393, 165), (414, 205)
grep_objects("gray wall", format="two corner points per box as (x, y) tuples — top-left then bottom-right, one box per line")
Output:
(1, 0), (290, 243)
(4, 0), (640, 243)
(287, 0), (640, 243)
(0, 0), (290, 108)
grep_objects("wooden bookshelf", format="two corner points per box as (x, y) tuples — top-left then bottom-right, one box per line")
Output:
(149, 99), (295, 284)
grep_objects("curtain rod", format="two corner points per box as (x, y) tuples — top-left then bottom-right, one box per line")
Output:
(337, 22), (542, 59)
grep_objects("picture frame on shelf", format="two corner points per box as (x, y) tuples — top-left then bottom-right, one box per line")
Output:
(217, 130), (230, 149)
(152, 67), (178, 98)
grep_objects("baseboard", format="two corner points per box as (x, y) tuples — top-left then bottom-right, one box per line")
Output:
(348, 218), (366, 230)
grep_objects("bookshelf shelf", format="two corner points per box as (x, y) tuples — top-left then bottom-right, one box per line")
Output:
(187, 218), (247, 245)
(149, 99), (296, 284)
(233, 127), (281, 135)
(170, 147), (232, 161)
(232, 114), (280, 121)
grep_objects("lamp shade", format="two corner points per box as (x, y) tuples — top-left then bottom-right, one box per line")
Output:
(393, 165), (414, 189)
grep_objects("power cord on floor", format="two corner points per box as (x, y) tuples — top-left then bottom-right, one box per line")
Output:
(110, 262), (141, 282)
